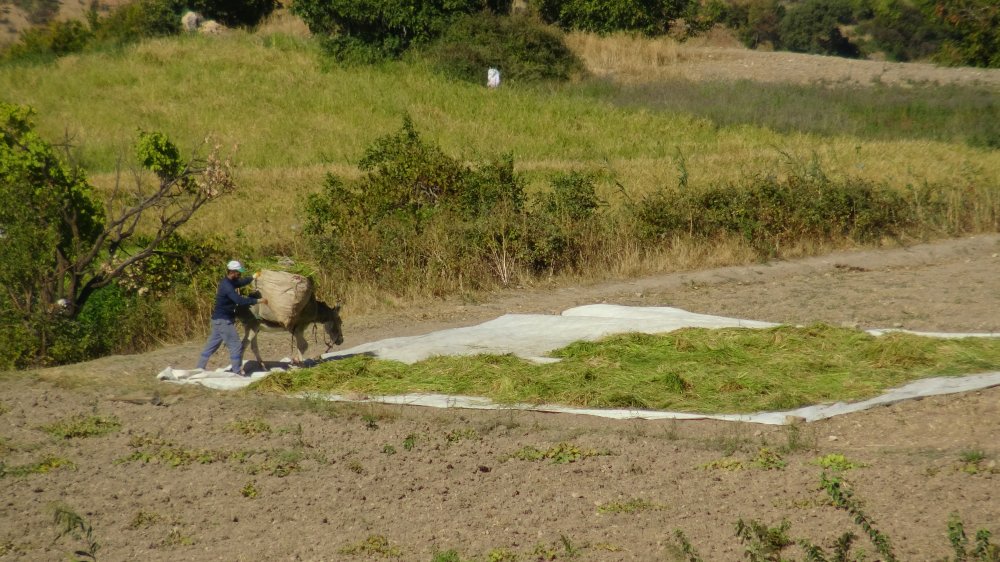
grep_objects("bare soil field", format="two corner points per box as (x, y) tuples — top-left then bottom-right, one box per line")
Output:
(3, 234), (999, 561)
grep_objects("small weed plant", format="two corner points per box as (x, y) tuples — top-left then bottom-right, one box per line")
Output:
(52, 504), (99, 562)
(128, 510), (162, 529)
(338, 534), (401, 557)
(0, 456), (75, 478)
(948, 513), (1000, 562)
(116, 434), (231, 467)
(812, 453), (866, 471)
(240, 480), (258, 499)
(402, 433), (418, 451)
(226, 417), (272, 437)
(597, 498), (666, 514)
(957, 450), (997, 474)
(669, 473), (1000, 560)
(42, 414), (120, 439)
(444, 427), (478, 444)
(505, 442), (611, 464)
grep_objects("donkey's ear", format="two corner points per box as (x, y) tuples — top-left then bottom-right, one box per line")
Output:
(334, 303), (342, 312)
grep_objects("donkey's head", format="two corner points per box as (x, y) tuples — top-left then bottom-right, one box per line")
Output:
(316, 301), (344, 349)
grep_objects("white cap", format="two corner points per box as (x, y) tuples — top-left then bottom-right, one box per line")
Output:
(226, 260), (245, 272)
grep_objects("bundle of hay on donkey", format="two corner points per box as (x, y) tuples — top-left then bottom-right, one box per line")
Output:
(238, 269), (343, 365)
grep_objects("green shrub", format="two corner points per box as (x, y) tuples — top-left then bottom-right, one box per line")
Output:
(292, 0), (487, 62)
(859, 0), (945, 62)
(631, 167), (911, 257)
(420, 12), (584, 84)
(3, 19), (93, 63)
(530, 170), (607, 272)
(778, 0), (860, 57)
(930, 0), (1000, 68)
(302, 118), (611, 289)
(92, 0), (180, 46)
(537, 0), (696, 36)
(733, 0), (785, 49)
(303, 117), (531, 289)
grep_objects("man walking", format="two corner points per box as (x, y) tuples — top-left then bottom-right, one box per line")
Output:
(196, 260), (267, 376)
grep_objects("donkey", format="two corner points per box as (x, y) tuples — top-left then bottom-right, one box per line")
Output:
(236, 297), (343, 366)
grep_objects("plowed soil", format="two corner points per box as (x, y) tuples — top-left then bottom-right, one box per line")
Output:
(3, 234), (999, 561)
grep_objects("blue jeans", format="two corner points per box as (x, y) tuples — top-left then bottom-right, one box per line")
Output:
(197, 318), (243, 373)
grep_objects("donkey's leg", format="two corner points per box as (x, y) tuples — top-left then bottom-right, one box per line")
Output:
(242, 323), (264, 366)
(293, 326), (309, 364)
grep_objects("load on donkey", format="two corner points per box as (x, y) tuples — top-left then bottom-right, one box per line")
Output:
(237, 270), (343, 365)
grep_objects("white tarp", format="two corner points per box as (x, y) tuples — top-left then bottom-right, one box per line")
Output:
(158, 305), (1000, 424)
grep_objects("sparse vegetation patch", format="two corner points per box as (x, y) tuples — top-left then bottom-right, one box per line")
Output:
(41, 414), (120, 439)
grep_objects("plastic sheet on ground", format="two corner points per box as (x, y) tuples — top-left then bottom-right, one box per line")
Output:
(158, 305), (1000, 424)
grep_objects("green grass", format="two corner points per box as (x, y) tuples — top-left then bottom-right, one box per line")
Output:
(41, 414), (120, 439)
(2, 31), (996, 194)
(600, 78), (1000, 149)
(253, 324), (1000, 413)
(0, 456), (75, 478)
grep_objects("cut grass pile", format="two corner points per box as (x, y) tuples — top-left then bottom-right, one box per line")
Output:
(252, 324), (1000, 413)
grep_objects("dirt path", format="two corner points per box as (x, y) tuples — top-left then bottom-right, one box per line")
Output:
(3, 235), (999, 561)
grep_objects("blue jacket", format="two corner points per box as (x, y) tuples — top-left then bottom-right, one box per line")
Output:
(210, 276), (259, 321)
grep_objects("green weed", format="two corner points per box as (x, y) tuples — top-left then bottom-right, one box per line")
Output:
(782, 424), (816, 453)
(240, 480), (258, 499)
(128, 510), (162, 529)
(338, 534), (401, 557)
(673, 475), (999, 562)
(0, 455), (75, 478)
(486, 548), (518, 562)
(947, 513), (1000, 562)
(160, 528), (194, 548)
(226, 417), (272, 437)
(52, 504), (99, 562)
(597, 498), (666, 514)
(735, 518), (793, 561)
(116, 434), (229, 467)
(812, 453), (866, 471)
(955, 450), (999, 475)
(42, 414), (120, 439)
(430, 550), (469, 562)
(505, 442), (611, 464)
(444, 427), (479, 444)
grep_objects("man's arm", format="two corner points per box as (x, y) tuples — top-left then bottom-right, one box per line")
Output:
(223, 280), (260, 307)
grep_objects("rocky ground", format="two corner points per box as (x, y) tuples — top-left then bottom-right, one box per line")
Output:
(2, 234), (999, 561)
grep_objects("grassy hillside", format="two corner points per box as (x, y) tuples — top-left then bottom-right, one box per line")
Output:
(2, 29), (997, 251)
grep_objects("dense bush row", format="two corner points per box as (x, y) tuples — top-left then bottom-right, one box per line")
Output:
(301, 119), (927, 294)
(5, 0), (995, 69)
(302, 117), (608, 289)
(720, 0), (998, 66)
(288, 0), (999, 68)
